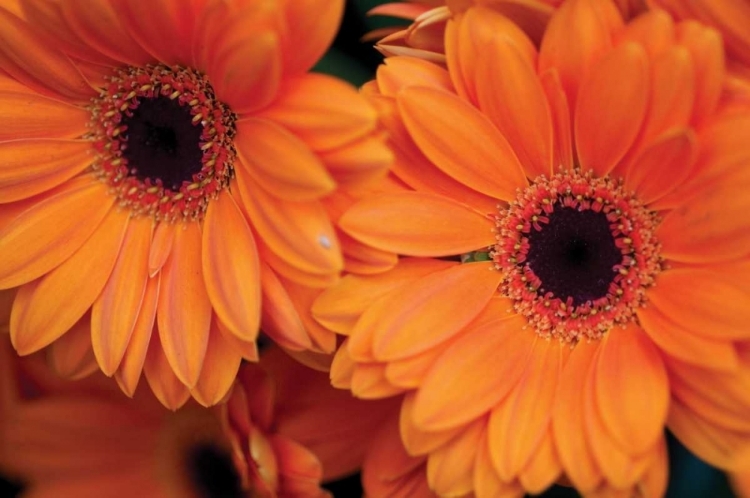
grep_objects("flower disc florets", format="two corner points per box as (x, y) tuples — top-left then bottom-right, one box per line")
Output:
(493, 170), (662, 342)
(89, 64), (237, 222)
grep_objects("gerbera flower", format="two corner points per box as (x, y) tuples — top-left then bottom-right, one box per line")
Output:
(369, 0), (646, 62)
(313, 0), (750, 495)
(0, 338), (341, 498)
(0, 0), (391, 407)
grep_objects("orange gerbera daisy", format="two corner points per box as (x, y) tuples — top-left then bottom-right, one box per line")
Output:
(313, 1), (750, 496)
(0, 0), (391, 407)
(369, 0), (646, 62)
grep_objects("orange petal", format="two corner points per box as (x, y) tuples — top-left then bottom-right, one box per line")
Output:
(202, 192), (260, 343)
(657, 175), (750, 263)
(350, 362), (404, 399)
(235, 118), (335, 201)
(637, 305), (739, 373)
(676, 21), (724, 124)
(426, 417), (485, 497)
(385, 339), (456, 390)
(624, 128), (697, 204)
(148, 221), (173, 277)
(46, 315), (97, 380)
(91, 216), (151, 375)
(412, 315), (532, 431)
(235, 173), (342, 278)
(575, 42), (649, 176)
(312, 258), (455, 336)
(369, 262), (502, 360)
(593, 323), (669, 455)
(191, 319), (242, 407)
(615, 9), (674, 58)
(647, 268), (750, 340)
(318, 131), (392, 189)
(539, 0), (622, 111)
(552, 341), (602, 493)
(10, 207), (128, 355)
(258, 262), (313, 352)
(518, 430), (562, 494)
(60, 0), (152, 66)
(489, 339), (563, 480)
(397, 86), (528, 201)
(399, 392), (466, 455)
(340, 191), (496, 258)
(208, 27), (281, 114)
(0, 177), (114, 289)
(0, 139), (92, 203)
(0, 7), (94, 101)
(256, 73), (377, 151)
(329, 339), (356, 389)
(157, 222), (211, 388)
(0, 92), (89, 141)
(275, 276), (335, 354)
(475, 33), (554, 179)
(144, 330), (190, 410)
(281, 0), (343, 75)
(115, 273), (159, 397)
(540, 69), (574, 171)
(474, 430), (523, 498)
(338, 229), (398, 276)
(376, 55), (454, 97)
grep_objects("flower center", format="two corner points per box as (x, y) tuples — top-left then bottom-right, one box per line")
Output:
(90, 64), (237, 222)
(187, 443), (244, 498)
(493, 170), (662, 342)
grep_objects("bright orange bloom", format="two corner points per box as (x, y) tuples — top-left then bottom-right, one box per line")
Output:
(314, 0), (750, 496)
(0, 338), (348, 497)
(0, 0), (391, 408)
(370, 0), (646, 61)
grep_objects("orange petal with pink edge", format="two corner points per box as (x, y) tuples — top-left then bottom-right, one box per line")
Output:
(637, 305), (739, 372)
(257, 73), (377, 151)
(10, 207), (128, 356)
(46, 315), (97, 380)
(370, 262), (501, 360)
(236, 173), (342, 278)
(157, 222), (211, 388)
(475, 34), (554, 179)
(539, 0), (622, 110)
(313, 258), (455, 336)
(144, 331), (190, 410)
(0, 92), (89, 140)
(667, 398), (750, 469)
(575, 42), (648, 177)
(61, 0), (152, 66)
(657, 175), (750, 263)
(115, 273), (159, 397)
(676, 21), (724, 124)
(202, 192), (260, 343)
(350, 362), (403, 399)
(0, 139), (92, 203)
(236, 118), (335, 201)
(258, 263), (313, 352)
(400, 392), (465, 455)
(552, 341), (602, 493)
(540, 69), (574, 171)
(340, 191), (496, 258)
(0, 8), (94, 101)
(0, 177), (114, 289)
(376, 55), (454, 97)
(412, 314), (532, 431)
(427, 417), (485, 497)
(281, 0), (343, 75)
(593, 323), (669, 455)
(148, 221), (173, 277)
(624, 128), (697, 204)
(518, 430), (562, 494)
(91, 216), (151, 376)
(647, 268), (750, 339)
(191, 319), (242, 407)
(489, 339), (563, 480)
(474, 432), (523, 498)
(397, 86), (528, 201)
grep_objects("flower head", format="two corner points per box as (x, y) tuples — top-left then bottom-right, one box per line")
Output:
(0, 0), (391, 407)
(315, 0), (750, 495)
